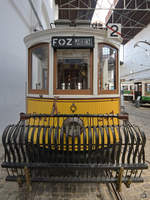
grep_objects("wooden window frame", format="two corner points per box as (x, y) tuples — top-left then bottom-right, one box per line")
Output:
(28, 43), (49, 95)
(98, 43), (119, 95)
(53, 49), (93, 95)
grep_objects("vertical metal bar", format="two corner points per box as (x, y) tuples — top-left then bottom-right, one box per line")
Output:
(127, 124), (135, 164)
(110, 117), (116, 163)
(77, 116), (81, 163)
(8, 126), (17, 163)
(83, 125), (87, 163)
(116, 167), (124, 192)
(135, 0), (137, 9)
(42, 126), (48, 162)
(132, 126), (140, 164)
(124, 0), (126, 9)
(2, 125), (12, 162)
(30, 118), (36, 162)
(88, 117), (92, 163)
(51, 117), (55, 163)
(17, 176), (23, 188)
(36, 124), (42, 162)
(48, 126), (53, 161)
(13, 123), (22, 163)
(24, 166), (32, 192)
(122, 121), (129, 164)
(116, 118), (122, 164)
(72, 116), (75, 163)
(146, 0), (149, 9)
(19, 121), (26, 162)
(99, 119), (104, 163)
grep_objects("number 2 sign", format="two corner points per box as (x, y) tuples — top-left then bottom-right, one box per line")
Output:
(107, 24), (121, 38)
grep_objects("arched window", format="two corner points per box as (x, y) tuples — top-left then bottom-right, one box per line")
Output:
(98, 43), (118, 94)
(28, 43), (49, 94)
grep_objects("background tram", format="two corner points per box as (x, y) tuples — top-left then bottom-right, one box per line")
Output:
(121, 81), (134, 101)
(1, 20), (147, 190)
(134, 79), (150, 107)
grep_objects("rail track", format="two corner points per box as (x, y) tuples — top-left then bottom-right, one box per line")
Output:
(107, 160), (150, 200)
(108, 182), (125, 200)
(106, 170), (125, 200)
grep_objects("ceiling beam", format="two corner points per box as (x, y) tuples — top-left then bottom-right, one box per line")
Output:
(59, 7), (150, 11)
(114, 11), (146, 26)
(59, 0), (77, 8)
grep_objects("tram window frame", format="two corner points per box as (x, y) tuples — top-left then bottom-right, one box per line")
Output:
(145, 83), (150, 95)
(53, 49), (93, 95)
(98, 43), (118, 94)
(28, 43), (49, 95)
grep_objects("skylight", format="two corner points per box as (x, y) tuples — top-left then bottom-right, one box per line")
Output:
(92, 0), (115, 24)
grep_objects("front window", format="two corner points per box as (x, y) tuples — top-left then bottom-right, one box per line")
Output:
(54, 49), (93, 94)
(98, 44), (118, 94)
(28, 43), (49, 94)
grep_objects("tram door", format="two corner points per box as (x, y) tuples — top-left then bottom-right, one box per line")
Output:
(134, 82), (142, 100)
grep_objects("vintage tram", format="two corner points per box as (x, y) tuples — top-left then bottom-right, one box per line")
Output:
(1, 20), (148, 190)
(134, 79), (150, 107)
(121, 81), (134, 101)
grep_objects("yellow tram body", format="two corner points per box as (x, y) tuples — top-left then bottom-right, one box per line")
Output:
(27, 97), (120, 116)
(26, 97), (120, 148)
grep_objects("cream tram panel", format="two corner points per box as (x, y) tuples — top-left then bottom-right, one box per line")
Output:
(24, 28), (121, 99)
(25, 28), (121, 115)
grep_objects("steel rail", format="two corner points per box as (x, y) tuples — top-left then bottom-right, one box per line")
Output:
(109, 182), (124, 200)
(106, 170), (125, 200)
(146, 160), (150, 164)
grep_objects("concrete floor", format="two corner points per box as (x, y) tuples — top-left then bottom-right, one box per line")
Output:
(122, 101), (150, 200)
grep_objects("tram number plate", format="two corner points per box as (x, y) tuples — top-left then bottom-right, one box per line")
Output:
(107, 24), (121, 38)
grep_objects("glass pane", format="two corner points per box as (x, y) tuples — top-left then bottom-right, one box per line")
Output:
(31, 45), (48, 90)
(56, 49), (90, 90)
(99, 45), (117, 91)
(145, 83), (150, 95)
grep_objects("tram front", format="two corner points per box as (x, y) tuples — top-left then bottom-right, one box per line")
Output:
(1, 20), (148, 190)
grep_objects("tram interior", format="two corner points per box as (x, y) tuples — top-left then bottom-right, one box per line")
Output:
(56, 49), (90, 90)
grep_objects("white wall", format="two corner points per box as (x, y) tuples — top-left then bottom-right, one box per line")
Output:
(0, 0), (55, 134)
(121, 23), (150, 80)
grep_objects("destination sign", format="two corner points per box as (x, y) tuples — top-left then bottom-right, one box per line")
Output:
(52, 36), (94, 49)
